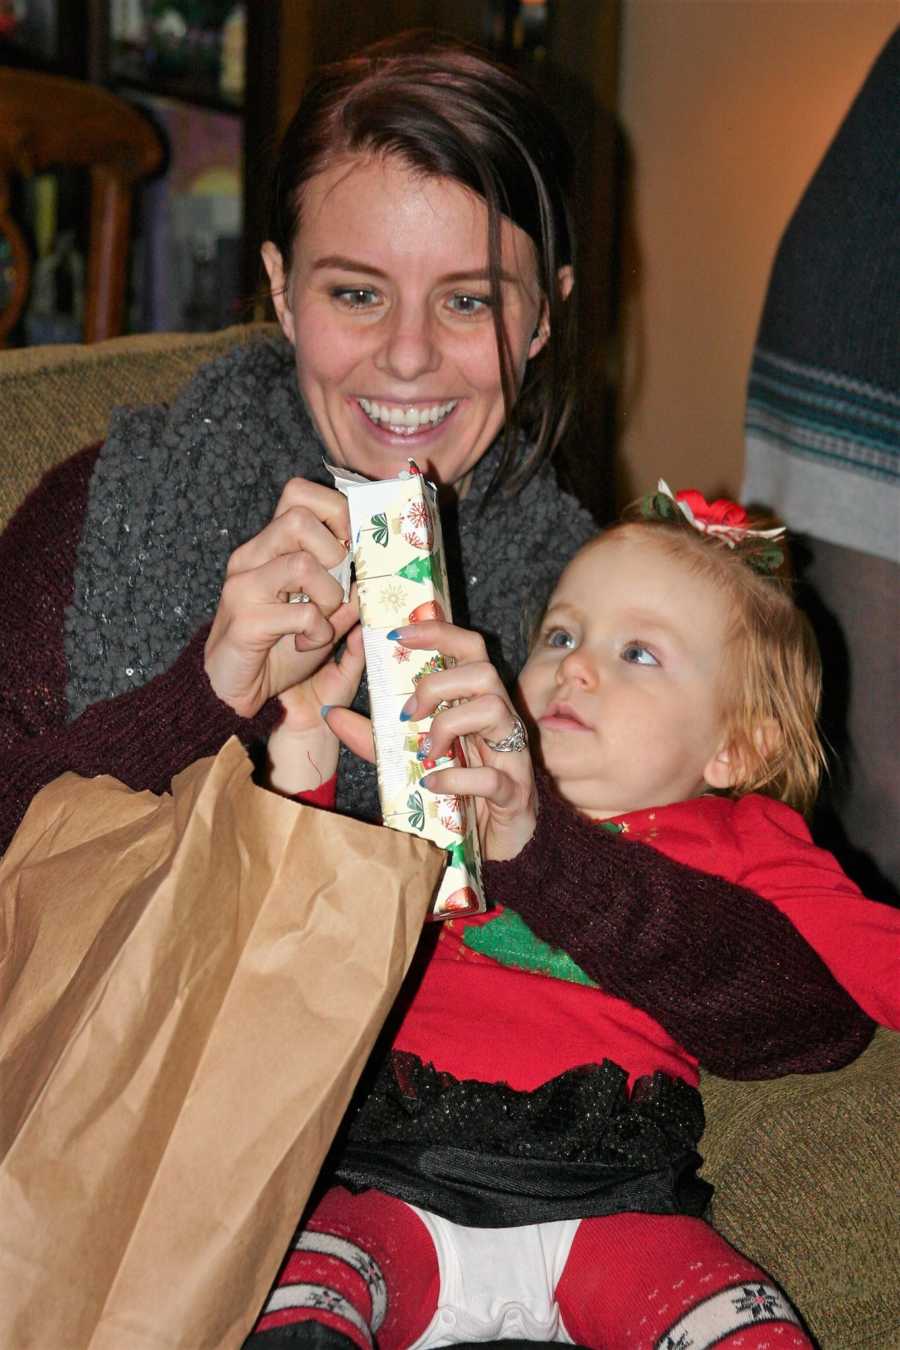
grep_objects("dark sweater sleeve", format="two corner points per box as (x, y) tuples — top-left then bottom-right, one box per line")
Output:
(482, 773), (876, 1080)
(0, 446), (282, 855)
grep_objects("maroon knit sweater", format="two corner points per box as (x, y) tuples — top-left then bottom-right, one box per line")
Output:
(0, 445), (281, 852)
(483, 774), (876, 1079)
(1, 448), (876, 1077)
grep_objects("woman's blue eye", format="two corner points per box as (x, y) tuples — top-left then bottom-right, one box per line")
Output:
(546, 628), (575, 650)
(333, 287), (379, 308)
(622, 643), (658, 666)
(447, 293), (491, 315)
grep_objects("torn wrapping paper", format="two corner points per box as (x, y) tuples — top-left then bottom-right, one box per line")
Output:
(330, 461), (485, 919)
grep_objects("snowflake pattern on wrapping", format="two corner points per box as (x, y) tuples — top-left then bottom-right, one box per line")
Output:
(401, 499), (432, 547)
(377, 581), (408, 615)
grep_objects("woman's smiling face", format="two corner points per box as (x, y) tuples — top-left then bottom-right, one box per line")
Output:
(262, 152), (549, 486)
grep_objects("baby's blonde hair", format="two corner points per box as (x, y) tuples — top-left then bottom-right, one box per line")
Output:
(605, 511), (827, 815)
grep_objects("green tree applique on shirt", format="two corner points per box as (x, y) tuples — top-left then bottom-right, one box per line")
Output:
(463, 907), (598, 987)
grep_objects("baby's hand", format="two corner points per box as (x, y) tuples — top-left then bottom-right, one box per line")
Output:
(267, 624), (365, 794)
(391, 621), (538, 861)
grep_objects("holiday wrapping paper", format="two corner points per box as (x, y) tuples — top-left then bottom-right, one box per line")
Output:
(329, 462), (485, 919)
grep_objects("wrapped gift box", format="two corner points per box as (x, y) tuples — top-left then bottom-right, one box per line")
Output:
(329, 461), (485, 918)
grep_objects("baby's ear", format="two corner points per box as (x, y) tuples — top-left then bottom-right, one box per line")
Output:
(704, 719), (782, 791)
(703, 742), (739, 791)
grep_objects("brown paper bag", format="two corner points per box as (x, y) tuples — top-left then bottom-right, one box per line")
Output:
(0, 737), (444, 1349)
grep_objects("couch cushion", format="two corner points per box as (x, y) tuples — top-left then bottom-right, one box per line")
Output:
(700, 1027), (899, 1347)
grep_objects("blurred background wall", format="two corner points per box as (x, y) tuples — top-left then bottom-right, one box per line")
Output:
(615, 0), (897, 505)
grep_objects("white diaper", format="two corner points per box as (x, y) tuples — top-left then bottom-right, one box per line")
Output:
(407, 1208), (580, 1347)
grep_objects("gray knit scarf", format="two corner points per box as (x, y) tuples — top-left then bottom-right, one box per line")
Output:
(66, 333), (595, 820)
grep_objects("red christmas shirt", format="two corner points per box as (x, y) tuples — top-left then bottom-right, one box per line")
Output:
(386, 792), (897, 1092)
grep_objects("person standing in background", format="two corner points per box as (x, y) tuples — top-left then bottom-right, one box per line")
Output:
(743, 27), (898, 900)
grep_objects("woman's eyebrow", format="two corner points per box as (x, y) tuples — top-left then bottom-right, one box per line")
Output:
(311, 255), (389, 277)
(440, 268), (520, 286)
(311, 255), (519, 285)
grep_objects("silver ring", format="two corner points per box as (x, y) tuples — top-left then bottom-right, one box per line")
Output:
(483, 715), (529, 754)
(287, 591), (311, 604)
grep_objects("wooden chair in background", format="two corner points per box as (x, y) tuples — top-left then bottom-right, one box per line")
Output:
(0, 68), (163, 346)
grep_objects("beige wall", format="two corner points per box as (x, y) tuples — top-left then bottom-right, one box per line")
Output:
(616, 0), (897, 505)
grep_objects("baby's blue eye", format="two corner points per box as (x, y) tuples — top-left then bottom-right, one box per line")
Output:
(546, 628), (575, 650)
(621, 643), (658, 666)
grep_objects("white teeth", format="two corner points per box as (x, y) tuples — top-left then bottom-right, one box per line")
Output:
(358, 397), (458, 432)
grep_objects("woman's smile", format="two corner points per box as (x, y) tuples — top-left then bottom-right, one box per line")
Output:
(353, 396), (461, 441)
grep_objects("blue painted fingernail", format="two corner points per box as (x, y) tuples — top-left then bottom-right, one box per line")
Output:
(320, 705), (333, 718)
(419, 774), (434, 791)
(386, 628), (401, 641)
(399, 695), (416, 721)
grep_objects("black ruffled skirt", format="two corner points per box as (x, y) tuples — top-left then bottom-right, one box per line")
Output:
(327, 1051), (712, 1228)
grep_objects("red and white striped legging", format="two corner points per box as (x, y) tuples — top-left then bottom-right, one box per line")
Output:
(245, 1186), (814, 1350)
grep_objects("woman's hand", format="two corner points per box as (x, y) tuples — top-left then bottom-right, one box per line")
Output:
(204, 478), (358, 718)
(328, 621), (538, 861)
(267, 625), (366, 795)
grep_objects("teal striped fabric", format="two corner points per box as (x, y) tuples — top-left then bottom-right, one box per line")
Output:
(747, 347), (899, 485)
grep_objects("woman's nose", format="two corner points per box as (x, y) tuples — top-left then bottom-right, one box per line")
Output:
(373, 306), (441, 381)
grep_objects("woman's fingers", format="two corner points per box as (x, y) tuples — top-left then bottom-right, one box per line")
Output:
(205, 478), (355, 719)
(400, 660), (512, 731)
(227, 505), (349, 586)
(420, 761), (537, 862)
(419, 763), (522, 810)
(418, 692), (523, 762)
(273, 476), (351, 542)
(206, 560), (353, 715)
(388, 621), (488, 664)
(216, 535), (348, 654)
(325, 706), (376, 763)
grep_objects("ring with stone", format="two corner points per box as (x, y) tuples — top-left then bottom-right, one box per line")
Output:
(287, 591), (311, 604)
(483, 715), (529, 754)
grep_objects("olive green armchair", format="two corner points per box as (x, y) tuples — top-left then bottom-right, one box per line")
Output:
(1, 328), (897, 1348)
